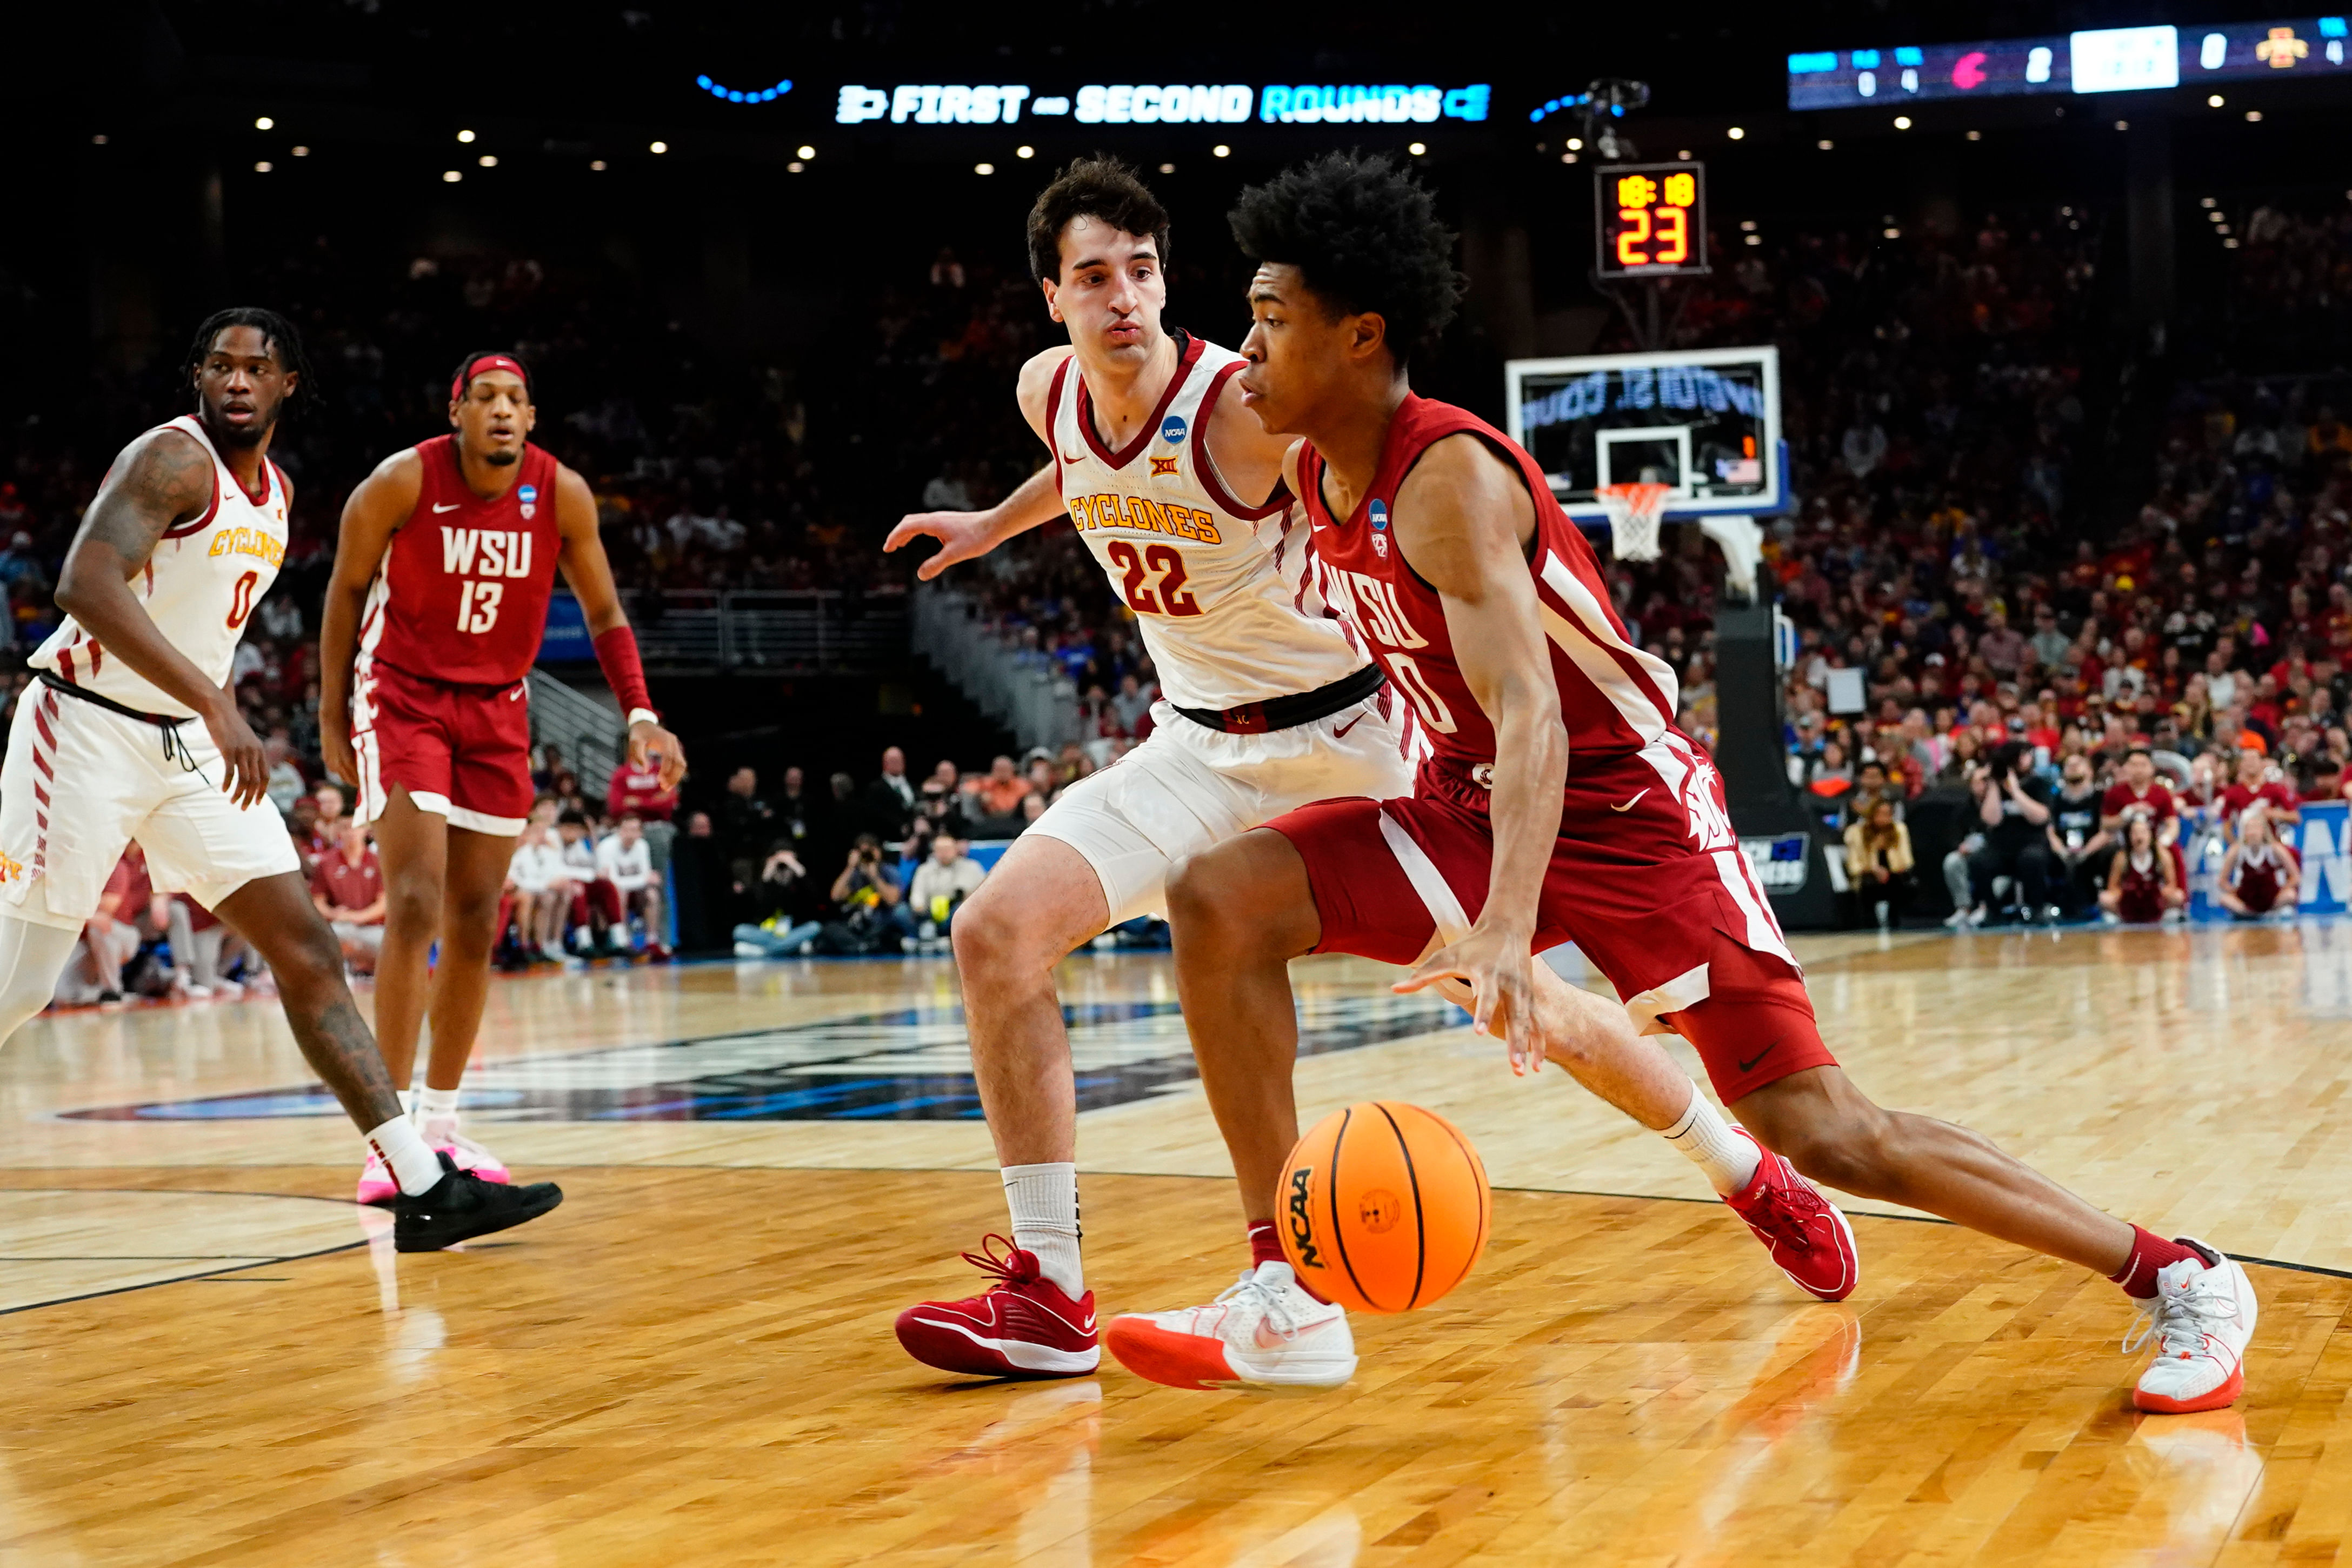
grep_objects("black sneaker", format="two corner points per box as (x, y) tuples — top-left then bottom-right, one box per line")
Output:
(392, 1151), (564, 1253)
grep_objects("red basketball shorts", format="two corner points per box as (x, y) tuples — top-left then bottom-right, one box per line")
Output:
(351, 659), (535, 836)
(1271, 735), (1836, 1105)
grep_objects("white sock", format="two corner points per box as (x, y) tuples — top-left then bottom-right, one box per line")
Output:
(368, 1114), (445, 1196)
(400, 1086), (417, 1118)
(1662, 1081), (1762, 1195)
(415, 1085), (460, 1140)
(1002, 1162), (1083, 1297)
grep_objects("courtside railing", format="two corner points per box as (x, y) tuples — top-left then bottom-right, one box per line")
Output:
(909, 583), (1080, 752)
(617, 589), (908, 676)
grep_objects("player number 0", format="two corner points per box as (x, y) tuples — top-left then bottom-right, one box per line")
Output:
(1381, 652), (1457, 733)
(457, 578), (504, 634)
(224, 570), (258, 630)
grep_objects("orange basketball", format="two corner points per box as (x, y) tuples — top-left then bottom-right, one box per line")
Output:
(1276, 1101), (1490, 1313)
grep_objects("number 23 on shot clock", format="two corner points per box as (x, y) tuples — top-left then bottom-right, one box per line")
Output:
(1595, 162), (1709, 279)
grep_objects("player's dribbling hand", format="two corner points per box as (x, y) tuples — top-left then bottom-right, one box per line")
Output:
(628, 721), (688, 792)
(201, 697), (270, 810)
(884, 511), (996, 581)
(1392, 922), (1540, 1076)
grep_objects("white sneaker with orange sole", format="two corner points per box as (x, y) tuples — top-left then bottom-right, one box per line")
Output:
(1105, 1262), (1356, 1393)
(2128, 1239), (2257, 1413)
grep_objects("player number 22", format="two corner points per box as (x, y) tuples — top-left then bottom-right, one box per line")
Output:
(457, 578), (504, 634)
(1104, 541), (1202, 617)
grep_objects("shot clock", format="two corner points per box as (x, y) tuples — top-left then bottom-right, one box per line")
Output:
(1595, 162), (1709, 278)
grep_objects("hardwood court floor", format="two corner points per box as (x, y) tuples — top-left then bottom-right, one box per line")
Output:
(0, 925), (2347, 1565)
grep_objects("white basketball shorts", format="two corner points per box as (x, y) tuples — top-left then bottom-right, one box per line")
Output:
(0, 684), (301, 930)
(1028, 690), (1414, 924)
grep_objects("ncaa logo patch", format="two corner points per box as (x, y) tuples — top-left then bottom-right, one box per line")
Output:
(518, 483), (538, 519)
(1368, 498), (1389, 530)
(1159, 413), (1187, 444)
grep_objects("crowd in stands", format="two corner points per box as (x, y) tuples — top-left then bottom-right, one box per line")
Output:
(12, 189), (2352, 976)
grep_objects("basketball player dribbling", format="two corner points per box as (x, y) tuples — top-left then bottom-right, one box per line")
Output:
(0, 310), (559, 1249)
(882, 159), (1854, 1382)
(320, 350), (685, 1205)
(1112, 155), (2254, 1416)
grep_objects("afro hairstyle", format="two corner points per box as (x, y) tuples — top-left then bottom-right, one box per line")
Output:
(1228, 151), (1462, 369)
(1026, 156), (1171, 285)
(183, 306), (311, 415)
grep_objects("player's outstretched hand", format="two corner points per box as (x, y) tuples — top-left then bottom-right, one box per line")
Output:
(202, 697), (270, 810)
(1393, 923), (1540, 1076)
(884, 510), (999, 581)
(629, 720), (688, 792)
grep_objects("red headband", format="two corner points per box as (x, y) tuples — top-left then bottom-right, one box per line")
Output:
(451, 355), (529, 403)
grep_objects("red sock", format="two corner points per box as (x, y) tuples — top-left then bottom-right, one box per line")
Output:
(1247, 1219), (1331, 1304)
(2109, 1225), (2201, 1298)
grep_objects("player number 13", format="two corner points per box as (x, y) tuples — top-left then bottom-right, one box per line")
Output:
(456, 578), (504, 634)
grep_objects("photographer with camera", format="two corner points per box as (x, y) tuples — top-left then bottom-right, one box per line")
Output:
(1957, 740), (2056, 925)
(816, 833), (910, 955)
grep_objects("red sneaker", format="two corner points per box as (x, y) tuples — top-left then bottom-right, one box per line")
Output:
(1721, 1128), (1860, 1301)
(895, 1235), (1100, 1378)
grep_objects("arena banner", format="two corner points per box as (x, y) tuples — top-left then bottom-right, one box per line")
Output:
(2188, 799), (2350, 918)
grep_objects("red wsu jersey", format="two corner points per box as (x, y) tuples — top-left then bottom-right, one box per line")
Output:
(1298, 395), (1681, 772)
(358, 436), (562, 685)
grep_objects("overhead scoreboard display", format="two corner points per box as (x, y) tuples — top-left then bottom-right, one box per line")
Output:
(1787, 17), (2352, 108)
(1594, 163), (1709, 279)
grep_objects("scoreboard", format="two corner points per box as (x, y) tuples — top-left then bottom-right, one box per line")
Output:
(1594, 163), (1709, 279)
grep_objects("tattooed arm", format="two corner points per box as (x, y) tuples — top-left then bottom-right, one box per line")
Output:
(52, 428), (271, 806)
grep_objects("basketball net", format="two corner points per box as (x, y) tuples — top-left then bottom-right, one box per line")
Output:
(1595, 481), (1672, 564)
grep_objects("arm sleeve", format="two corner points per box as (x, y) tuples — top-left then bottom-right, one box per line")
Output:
(592, 626), (655, 717)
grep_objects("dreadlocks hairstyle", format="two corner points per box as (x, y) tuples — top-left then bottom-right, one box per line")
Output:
(1228, 152), (1463, 370)
(1025, 155), (1172, 284)
(184, 306), (312, 415)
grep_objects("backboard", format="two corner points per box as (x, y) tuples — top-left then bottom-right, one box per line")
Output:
(1504, 345), (1784, 521)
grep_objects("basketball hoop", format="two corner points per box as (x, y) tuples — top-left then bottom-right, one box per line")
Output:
(1595, 481), (1673, 563)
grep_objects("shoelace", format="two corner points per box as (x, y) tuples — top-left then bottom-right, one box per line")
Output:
(1214, 1270), (1307, 1343)
(1744, 1181), (1824, 1251)
(959, 1233), (1042, 1291)
(2121, 1273), (2242, 1358)
(435, 1130), (503, 1165)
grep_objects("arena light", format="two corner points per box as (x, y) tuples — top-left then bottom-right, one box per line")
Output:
(1157, 161), (1175, 172)
(1017, 144), (1035, 158)
(1727, 125), (1745, 139)
(2247, 108), (2264, 119)
(975, 161), (994, 174)
(254, 116), (272, 130)
(694, 74), (792, 104)
(650, 141), (668, 154)
(91, 134), (106, 144)
(1409, 140), (1427, 154)
(797, 144), (815, 158)
(254, 161), (272, 173)
(1818, 137), (1835, 149)
(1567, 136), (1583, 149)
(1740, 219), (1757, 230)
(590, 159), (607, 171)
(1967, 128), (1982, 138)
(457, 129), (476, 143)
(787, 161), (804, 172)
(476, 155), (495, 168)
(2115, 118), (2131, 129)
(2210, 92), (2227, 105)
(292, 145), (309, 157)
(1213, 144), (1231, 156)
(1894, 115), (1912, 128)
(442, 170), (462, 183)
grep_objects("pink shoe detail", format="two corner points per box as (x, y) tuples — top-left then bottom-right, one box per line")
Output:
(356, 1150), (399, 1208)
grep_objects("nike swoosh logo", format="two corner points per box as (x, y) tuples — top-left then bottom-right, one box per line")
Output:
(1737, 1041), (1778, 1073)
(1334, 714), (1365, 739)
(1061, 452), (1082, 464)
(432, 502), (461, 513)
(1609, 788), (1651, 812)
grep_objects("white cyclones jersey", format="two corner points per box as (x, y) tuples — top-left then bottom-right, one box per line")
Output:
(1049, 335), (1367, 711)
(32, 415), (287, 719)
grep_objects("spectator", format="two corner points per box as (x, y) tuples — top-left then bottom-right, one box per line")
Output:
(2046, 752), (2113, 916)
(2028, 606), (2071, 673)
(309, 780), (349, 860)
(2102, 812), (2186, 924)
(310, 820), (387, 975)
(1978, 609), (2027, 679)
(1110, 672), (1157, 736)
(162, 894), (249, 1000)
(1961, 742), (2056, 924)
(263, 736), (307, 813)
(555, 813), (602, 953)
(607, 745), (682, 824)
(973, 755), (1029, 819)
(721, 766), (776, 888)
(62, 848), (156, 1004)
(505, 821), (571, 965)
(907, 833), (988, 950)
(595, 811), (669, 960)
(2217, 805), (2301, 919)
(863, 745), (918, 842)
(2100, 747), (2180, 848)
(1842, 799), (1914, 929)
(2219, 743), (2302, 837)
